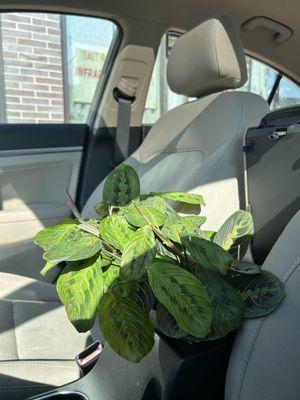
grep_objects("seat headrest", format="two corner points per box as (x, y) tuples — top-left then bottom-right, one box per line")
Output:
(167, 16), (247, 98)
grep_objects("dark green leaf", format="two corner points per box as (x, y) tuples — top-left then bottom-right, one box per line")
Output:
(99, 291), (155, 362)
(99, 214), (134, 251)
(182, 236), (233, 275)
(148, 262), (212, 339)
(149, 192), (205, 206)
(195, 267), (244, 339)
(230, 260), (262, 275)
(103, 265), (120, 290)
(229, 271), (285, 318)
(156, 302), (187, 339)
(103, 164), (140, 209)
(120, 226), (156, 280)
(214, 211), (254, 259)
(35, 221), (102, 263)
(124, 203), (166, 228)
(130, 280), (155, 313)
(57, 256), (104, 332)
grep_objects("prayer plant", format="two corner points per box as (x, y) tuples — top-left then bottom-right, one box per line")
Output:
(34, 164), (284, 363)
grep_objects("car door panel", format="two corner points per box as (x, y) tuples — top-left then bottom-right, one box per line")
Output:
(0, 124), (88, 280)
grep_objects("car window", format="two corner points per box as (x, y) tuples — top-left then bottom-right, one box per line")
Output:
(143, 33), (300, 125)
(0, 12), (118, 123)
(237, 58), (277, 99)
(143, 33), (193, 125)
(270, 76), (300, 109)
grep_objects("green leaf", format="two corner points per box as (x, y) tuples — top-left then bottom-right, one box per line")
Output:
(202, 230), (216, 241)
(149, 192), (205, 206)
(141, 196), (173, 213)
(229, 271), (285, 318)
(156, 302), (187, 339)
(230, 260), (262, 275)
(130, 280), (155, 313)
(99, 291), (155, 362)
(57, 256), (104, 332)
(214, 211), (254, 259)
(120, 226), (156, 280)
(162, 214), (206, 243)
(147, 262), (212, 339)
(182, 236), (233, 275)
(124, 203), (166, 228)
(103, 164), (140, 209)
(99, 214), (134, 251)
(195, 267), (244, 339)
(34, 220), (75, 249)
(103, 265), (120, 290)
(40, 261), (59, 277)
(35, 221), (102, 263)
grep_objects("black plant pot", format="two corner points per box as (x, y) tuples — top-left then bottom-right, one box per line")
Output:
(147, 330), (235, 400)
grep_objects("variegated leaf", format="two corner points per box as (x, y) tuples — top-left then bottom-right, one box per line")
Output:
(120, 226), (156, 280)
(230, 260), (262, 275)
(99, 214), (134, 251)
(156, 302), (187, 339)
(103, 164), (140, 208)
(124, 203), (166, 228)
(130, 280), (155, 313)
(214, 211), (254, 259)
(57, 255), (104, 332)
(148, 192), (205, 206)
(35, 220), (102, 263)
(162, 214), (206, 243)
(99, 291), (155, 362)
(148, 262), (212, 338)
(40, 261), (59, 277)
(182, 236), (233, 275)
(103, 265), (120, 291)
(229, 271), (285, 318)
(196, 267), (244, 339)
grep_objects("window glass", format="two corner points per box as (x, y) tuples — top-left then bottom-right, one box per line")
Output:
(143, 33), (191, 125)
(271, 77), (300, 109)
(143, 32), (300, 125)
(0, 12), (117, 123)
(237, 58), (277, 99)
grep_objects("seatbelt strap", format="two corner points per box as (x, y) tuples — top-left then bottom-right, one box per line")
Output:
(113, 78), (137, 166)
(115, 96), (133, 165)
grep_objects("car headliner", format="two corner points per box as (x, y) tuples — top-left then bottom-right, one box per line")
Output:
(0, 0), (298, 83)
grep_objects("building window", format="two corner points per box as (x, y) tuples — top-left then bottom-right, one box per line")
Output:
(0, 12), (117, 124)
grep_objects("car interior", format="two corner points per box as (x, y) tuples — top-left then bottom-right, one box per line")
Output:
(0, 1), (298, 399)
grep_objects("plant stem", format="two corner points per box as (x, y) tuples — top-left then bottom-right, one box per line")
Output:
(133, 202), (189, 268)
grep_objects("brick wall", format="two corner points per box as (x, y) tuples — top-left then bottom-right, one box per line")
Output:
(0, 12), (64, 123)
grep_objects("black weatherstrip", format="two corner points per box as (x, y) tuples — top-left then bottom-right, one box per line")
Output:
(0, 124), (88, 150)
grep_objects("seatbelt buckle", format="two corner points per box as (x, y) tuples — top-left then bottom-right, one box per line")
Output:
(75, 340), (103, 375)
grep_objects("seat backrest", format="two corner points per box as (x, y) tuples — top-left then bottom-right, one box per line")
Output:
(83, 16), (269, 230)
(225, 210), (300, 400)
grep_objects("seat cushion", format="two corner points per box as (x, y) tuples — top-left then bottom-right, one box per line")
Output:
(0, 272), (58, 302)
(0, 285), (93, 399)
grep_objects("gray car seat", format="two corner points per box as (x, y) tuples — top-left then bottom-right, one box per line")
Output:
(225, 209), (300, 400)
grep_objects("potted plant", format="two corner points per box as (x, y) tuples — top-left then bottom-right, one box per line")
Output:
(34, 164), (284, 363)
